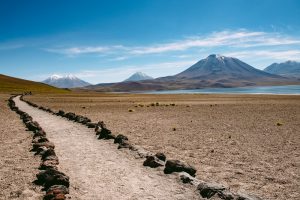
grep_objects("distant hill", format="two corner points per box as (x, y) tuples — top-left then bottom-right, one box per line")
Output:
(0, 74), (69, 93)
(43, 74), (91, 88)
(86, 54), (299, 92)
(124, 72), (153, 82)
(264, 61), (300, 78)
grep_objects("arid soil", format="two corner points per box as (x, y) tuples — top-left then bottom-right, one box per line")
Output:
(0, 94), (43, 200)
(26, 93), (300, 200)
(15, 96), (201, 200)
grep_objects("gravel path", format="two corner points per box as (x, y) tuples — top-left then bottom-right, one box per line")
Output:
(15, 96), (200, 200)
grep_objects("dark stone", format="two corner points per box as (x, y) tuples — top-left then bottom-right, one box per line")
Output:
(164, 160), (196, 177)
(32, 136), (49, 143)
(41, 149), (57, 161)
(32, 142), (55, 152)
(44, 185), (69, 200)
(98, 128), (114, 139)
(98, 121), (107, 129)
(155, 152), (166, 161)
(64, 112), (76, 120)
(36, 169), (69, 190)
(25, 121), (41, 132)
(218, 191), (235, 200)
(40, 159), (59, 170)
(179, 172), (194, 184)
(57, 110), (65, 116)
(86, 122), (97, 128)
(118, 140), (132, 149)
(114, 134), (128, 144)
(197, 182), (226, 198)
(143, 155), (164, 168)
(33, 130), (47, 138)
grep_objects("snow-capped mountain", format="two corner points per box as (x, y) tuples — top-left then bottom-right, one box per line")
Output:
(123, 72), (154, 82)
(43, 74), (91, 88)
(264, 61), (300, 77)
(176, 54), (277, 79)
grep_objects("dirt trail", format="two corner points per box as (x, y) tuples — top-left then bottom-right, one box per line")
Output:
(14, 96), (200, 200)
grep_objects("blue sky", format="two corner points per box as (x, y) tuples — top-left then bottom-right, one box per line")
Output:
(1, 0), (300, 83)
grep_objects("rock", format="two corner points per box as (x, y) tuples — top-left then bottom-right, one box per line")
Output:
(179, 172), (195, 184)
(155, 152), (166, 161)
(36, 169), (69, 190)
(197, 182), (226, 198)
(114, 134), (128, 144)
(164, 160), (196, 177)
(98, 128), (114, 140)
(132, 146), (152, 158)
(25, 121), (41, 132)
(44, 185), (69, 200)
(98, 121), (107, 129)
(95, 126), (101, 133)
(22, 116), (33, 123)
(32, 136), (49, 143)
(143, 155), (164, 168)
(40, 159), (59, 170)
(32, 142), (55, 152)
(64, 112), (76, 120)
(218, 190), (235, 200)
(33, 130), (47, 138)
(72, 115), (90, 124)
(41, 149), (57, 161)
(118, 140), (132, 149)
(35, 146), (49, 156)
(86, 122), (97, 128)
(57, 110), (65, 116)
(46, 108), (53, 113)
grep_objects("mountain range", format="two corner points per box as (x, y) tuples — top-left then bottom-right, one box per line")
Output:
(85, 54), (299, 92)
(264, 61), (300, 78)
(43, 74), (90, 88)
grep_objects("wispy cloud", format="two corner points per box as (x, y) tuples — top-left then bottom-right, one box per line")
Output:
(43, 30), (300, 59)
(225, 50), (300, 61)
(44, 45), (126, 56)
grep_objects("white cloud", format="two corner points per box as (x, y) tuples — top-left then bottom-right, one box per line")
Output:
(225, 50), (300, 61)
(44, 30), (300, 58)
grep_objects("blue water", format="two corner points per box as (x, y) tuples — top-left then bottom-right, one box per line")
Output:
(144, 85), (300, 95)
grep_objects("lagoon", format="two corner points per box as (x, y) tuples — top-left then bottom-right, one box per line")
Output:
(144, 85), (300, 95)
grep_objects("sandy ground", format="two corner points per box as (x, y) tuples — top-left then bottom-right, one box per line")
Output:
(27, 93), (300, 200)
(0, 94), (43, 200)
(15, 96), (201, 200)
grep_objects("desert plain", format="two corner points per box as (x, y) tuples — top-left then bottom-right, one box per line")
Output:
(11, 92), (298, 200)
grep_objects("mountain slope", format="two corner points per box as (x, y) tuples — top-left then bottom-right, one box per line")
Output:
(0, 74), (69, 93)
(176, 54), (278, 79)
(85, 54), (300, 92)
(43, 74), (91, 88)
(264, 61), (300, 77)
(124, 72), (153, 82)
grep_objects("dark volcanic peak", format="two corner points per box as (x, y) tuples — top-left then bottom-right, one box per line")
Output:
(176, 54), (276, 79)
(43, 74), (91, 88)
(264, 61), (300, 77)
(124, 72), (153, 82)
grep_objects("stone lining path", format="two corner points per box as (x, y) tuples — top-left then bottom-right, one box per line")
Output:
(15, 96), (201, 200)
